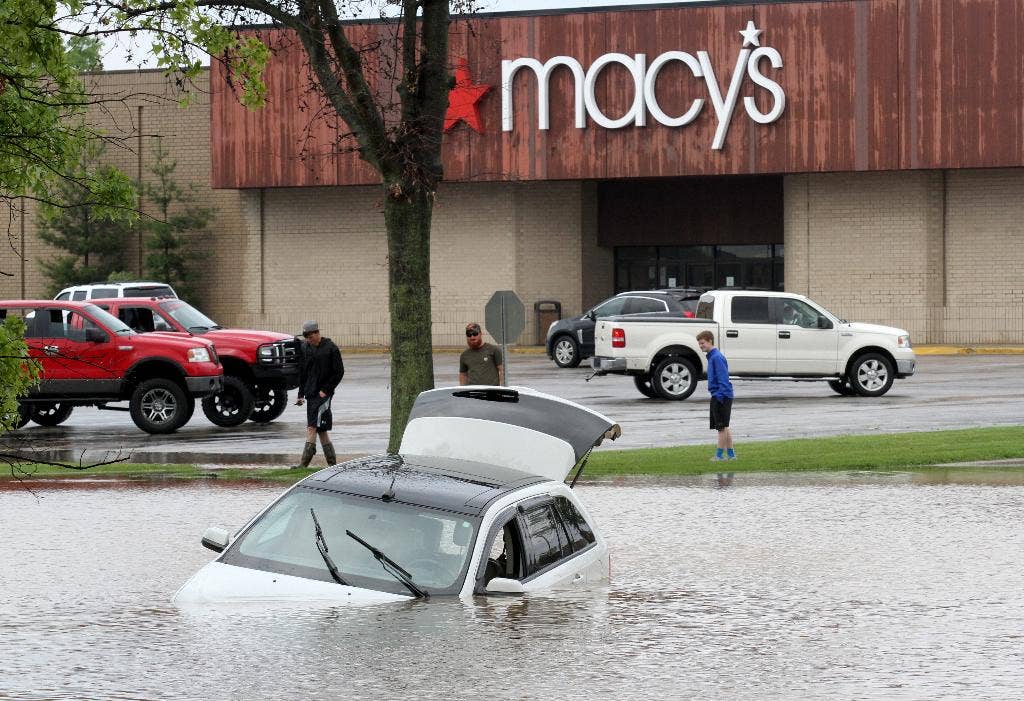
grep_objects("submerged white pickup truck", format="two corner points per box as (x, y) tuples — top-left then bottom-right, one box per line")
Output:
(591, 290), (915, 400)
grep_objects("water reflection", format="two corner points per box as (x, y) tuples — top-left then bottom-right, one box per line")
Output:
(1, 472), (1022, 699)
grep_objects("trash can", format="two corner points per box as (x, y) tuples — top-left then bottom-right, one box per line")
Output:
(534, 300), (562, 345)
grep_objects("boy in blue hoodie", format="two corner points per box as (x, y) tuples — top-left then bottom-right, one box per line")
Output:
(697, 330), (736, 461)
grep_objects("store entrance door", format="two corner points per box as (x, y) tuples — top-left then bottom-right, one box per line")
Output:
(614, 245), (784, 292)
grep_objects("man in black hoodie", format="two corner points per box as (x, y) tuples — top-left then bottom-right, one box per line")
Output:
(294, 320), (345, 468)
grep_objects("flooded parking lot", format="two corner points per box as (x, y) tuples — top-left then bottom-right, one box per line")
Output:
(2, 472), (1022, 699)
(11, 354), (1024, 466)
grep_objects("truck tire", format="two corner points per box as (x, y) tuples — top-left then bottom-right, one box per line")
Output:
(202, 375), (255, 427)
(552, 335), (581, 368)
(250, 381), (288, 423)
(130, 378), (190, 434)
(30, 402), (74, 426)
(828, 379), (855, 396)
(651, 356), (699, 401)
(633, 374), (659, 398)
(848, 353), (895, 397)
(7, 402), (31, 430)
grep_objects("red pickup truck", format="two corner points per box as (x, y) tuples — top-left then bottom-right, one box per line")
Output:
(95, 297), (300, 426)
(2, 300), (224, 434)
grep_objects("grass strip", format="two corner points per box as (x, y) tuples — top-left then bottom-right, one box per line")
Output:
(585, 425), (1024, 475)
(3, 426), (1022, 483)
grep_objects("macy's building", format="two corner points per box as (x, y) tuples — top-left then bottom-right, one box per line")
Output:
(4, 0), (1023, 345)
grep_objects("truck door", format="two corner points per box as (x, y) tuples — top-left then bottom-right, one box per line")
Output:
(53, 309), (118, 396)
(719, 295), (776, 374)
(17, 307), (93, 394)
(773, 297), (839, 375)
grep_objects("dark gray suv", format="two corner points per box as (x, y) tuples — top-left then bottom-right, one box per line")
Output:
(545, 288), (706, 368)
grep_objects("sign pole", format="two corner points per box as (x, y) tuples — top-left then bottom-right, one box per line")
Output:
(501, 295), (510, 387)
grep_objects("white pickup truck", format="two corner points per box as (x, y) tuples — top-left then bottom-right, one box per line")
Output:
(591, 290), (916, 400)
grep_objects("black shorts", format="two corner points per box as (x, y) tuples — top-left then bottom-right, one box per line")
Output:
(710, 397), (732, 430)
(306, 394), (333, 431)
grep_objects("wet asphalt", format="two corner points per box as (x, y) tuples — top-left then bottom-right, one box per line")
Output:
(10, 352), (1024, 467)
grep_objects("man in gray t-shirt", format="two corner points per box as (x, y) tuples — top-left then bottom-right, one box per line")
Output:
(459, 322), (504, 386)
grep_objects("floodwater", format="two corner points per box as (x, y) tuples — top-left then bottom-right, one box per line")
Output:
(1, 471), (1023, 700)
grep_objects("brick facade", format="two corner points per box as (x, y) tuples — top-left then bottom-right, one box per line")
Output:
(3, 69), (1022, 345)
(784, 170), (1024, 344)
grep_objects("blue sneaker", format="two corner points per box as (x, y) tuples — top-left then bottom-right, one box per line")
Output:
(726, 454), (738, 461)
(710, 455), (726, 462)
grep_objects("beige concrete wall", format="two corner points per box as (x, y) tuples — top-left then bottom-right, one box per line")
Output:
(228, 180), (592, 347)
(514, 181), (586, 344)
(784, 169), (1024, 343)
(0, 69), (250, 312)
(943, 169), (1024, 343)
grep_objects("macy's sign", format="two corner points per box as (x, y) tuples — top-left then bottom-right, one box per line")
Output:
(500, 21), (784, 150)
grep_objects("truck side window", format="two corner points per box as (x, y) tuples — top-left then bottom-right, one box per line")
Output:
(71, 291), (87, 301)
(119, 307), (157, 332)
(695, 299), (715, 319)
(778, 299), (820, 328)
(63, 312), (100, 342)
(35, 309), (65, 337)
(731, 296), (771, 324)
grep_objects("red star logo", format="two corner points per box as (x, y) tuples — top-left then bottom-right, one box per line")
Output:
(445, 58), (492, 133)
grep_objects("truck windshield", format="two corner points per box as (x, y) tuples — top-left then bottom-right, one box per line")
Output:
(83, 304), (132, 335)
(220, 487), (478, 597)
(159, 300), (220, 331)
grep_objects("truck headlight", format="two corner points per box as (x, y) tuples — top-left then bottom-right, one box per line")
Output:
(258, 346), (274, 358)
(187, 347), (212, 363)
(897, 335), (912, 348)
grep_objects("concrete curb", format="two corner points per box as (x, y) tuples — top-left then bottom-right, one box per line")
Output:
(914, 345), (1024, 356)
(340, 344), (1024, 357)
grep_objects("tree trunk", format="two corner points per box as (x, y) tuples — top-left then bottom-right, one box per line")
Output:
(384, 181), (435, 452)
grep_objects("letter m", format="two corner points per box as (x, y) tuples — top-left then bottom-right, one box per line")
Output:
(502, 57), (586, 132)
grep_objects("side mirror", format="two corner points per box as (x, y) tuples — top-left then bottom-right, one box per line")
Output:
(817, 316), (833, 330)
(585, 310), (596, 321)
(485, 577), (526, 594)
(85, 327), (108, 343)
(201, 526), (231, 552)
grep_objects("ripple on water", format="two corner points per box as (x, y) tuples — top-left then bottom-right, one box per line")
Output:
(0, 473), (1022, 700)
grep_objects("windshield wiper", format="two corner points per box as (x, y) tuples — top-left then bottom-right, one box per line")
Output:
(310, 508), (348, 585)
(346, 529), (428, 599)
(187, 325), (211, 333)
